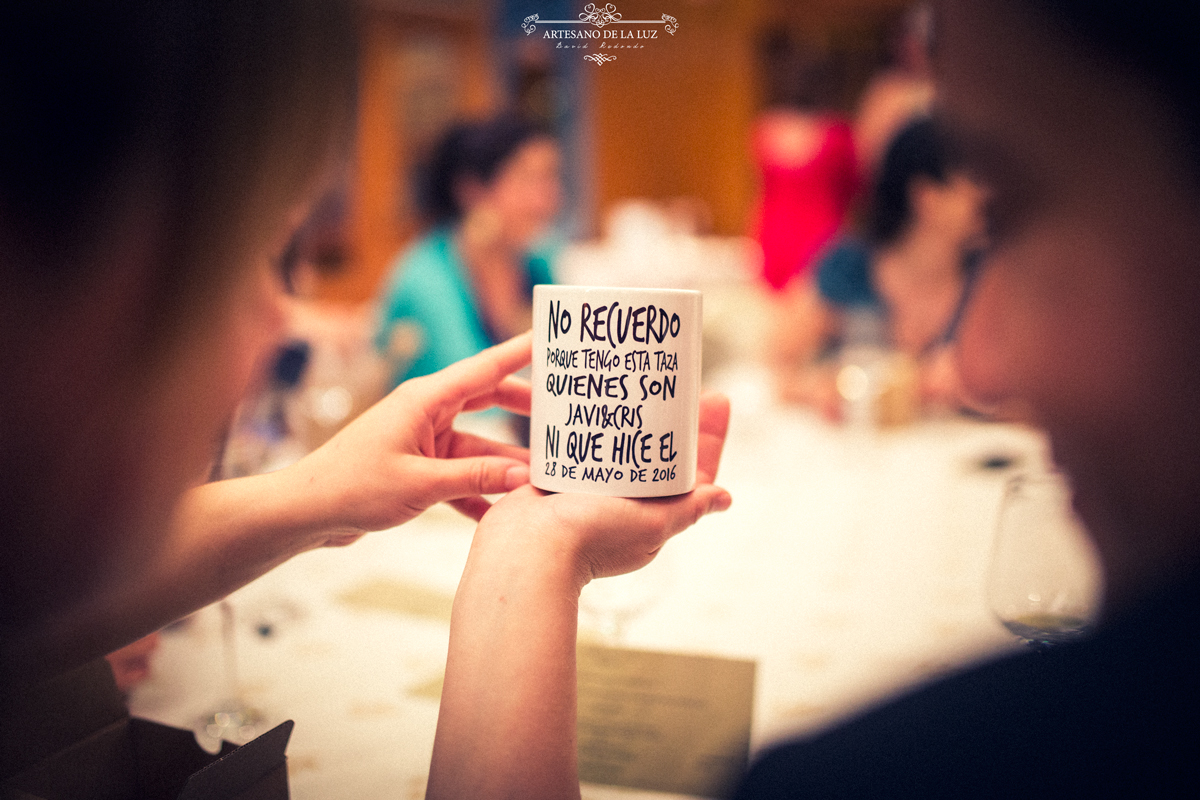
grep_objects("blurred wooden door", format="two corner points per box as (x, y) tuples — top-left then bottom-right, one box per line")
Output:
(588, 0), (913, 238)
(316, 0), (498, 304)
(587, 0), (760, 237)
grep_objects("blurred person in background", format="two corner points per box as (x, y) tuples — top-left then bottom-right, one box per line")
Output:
(0, 3), (731, 795)
(771, 117), (987, 421)
(853, 3), (936, 179)
(375, 115), (562, 387)
(751, 33), (859, 293)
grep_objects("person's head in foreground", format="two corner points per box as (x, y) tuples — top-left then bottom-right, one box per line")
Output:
(0, 0), (356, 673)
(940, 0), (1200, 610)
(736, 1), (1200, 794)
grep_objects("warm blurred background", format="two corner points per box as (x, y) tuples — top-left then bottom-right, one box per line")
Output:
(308, 0), (918, 303)
(217, 0), (948, 470)
(128, 4), (1081, 798)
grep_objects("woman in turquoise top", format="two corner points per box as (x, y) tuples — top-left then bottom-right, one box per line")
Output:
(377, 116), (561, 386)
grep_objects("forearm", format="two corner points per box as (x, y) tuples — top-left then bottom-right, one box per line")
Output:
(14, 466), (332, 682)
(428, 526), (584, 800)
(143, 467), (336, 617)
(425, 396), (730, 798)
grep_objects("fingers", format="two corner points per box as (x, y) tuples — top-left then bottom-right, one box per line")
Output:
(661, 482), (732, 534)
(424, 332), (533, 407)
(461, 377), (532, 415)
(495, 377), (532, 415)
(436, 428), (530, 463)
(695, 482), (733, 515)
(419, 456), (531, 506)
(696, 392), (731, 484)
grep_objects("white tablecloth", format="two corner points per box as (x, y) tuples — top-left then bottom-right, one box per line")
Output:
(129, 278), (1048, 799)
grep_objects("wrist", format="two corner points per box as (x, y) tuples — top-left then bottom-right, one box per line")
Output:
(240, 461), (349, 553)
(467, 512), (590, 602)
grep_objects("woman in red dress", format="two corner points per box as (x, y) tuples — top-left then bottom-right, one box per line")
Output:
(753, 111), (859, 290)
(751, 35), (860, 291)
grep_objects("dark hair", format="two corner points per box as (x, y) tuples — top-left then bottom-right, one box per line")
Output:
(420, 115), (551, 225)
(868, 117), (961, 245)
(1031, 1), (1200, 181)
(0, 0), (357, 342)
(757, 29), (837, 111)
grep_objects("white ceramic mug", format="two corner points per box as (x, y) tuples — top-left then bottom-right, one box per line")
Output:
(530, 285), (702, 497)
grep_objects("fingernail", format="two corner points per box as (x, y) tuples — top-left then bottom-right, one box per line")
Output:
(504, 464), (530, 491)
(712, 491), (732, 512)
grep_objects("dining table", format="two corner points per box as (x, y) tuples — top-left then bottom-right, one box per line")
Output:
(128, 249), (1047, 799)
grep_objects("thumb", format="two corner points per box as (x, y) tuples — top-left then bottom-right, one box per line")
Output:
(418, 457), (530, 504)
(671, 483), (733, 533)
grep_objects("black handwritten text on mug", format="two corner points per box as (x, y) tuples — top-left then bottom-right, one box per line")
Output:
(548, 301), (681, 348)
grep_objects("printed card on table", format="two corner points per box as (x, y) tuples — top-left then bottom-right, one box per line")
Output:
(577, 643), (756, 798)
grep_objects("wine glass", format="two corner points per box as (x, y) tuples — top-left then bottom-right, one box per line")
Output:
(579, 550), (674, 645)
(986, 472), (1104, 649)
(195, 600), (265, 751)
